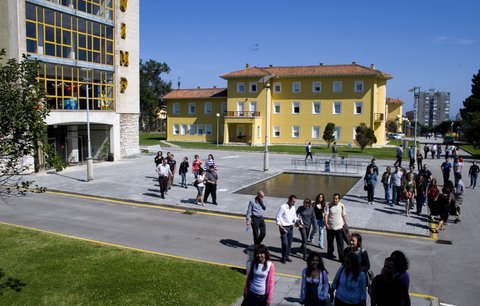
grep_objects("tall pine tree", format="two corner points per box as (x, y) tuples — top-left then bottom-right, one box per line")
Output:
(460, 70), (480, 148)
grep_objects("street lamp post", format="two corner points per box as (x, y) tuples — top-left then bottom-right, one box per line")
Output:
(258, 74), (275, 171)
(82, 68), (94, 181)
(216, 113), (220, 147)
(409, 86), (420, 167)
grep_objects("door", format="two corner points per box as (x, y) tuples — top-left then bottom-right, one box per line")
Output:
(249, 102), (257, 116)
(237, 101), (245, 116)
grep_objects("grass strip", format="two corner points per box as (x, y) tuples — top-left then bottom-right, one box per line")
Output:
(0, 223), (244, 305)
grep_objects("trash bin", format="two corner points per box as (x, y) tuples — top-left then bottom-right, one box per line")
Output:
(324, 161), (331, 172)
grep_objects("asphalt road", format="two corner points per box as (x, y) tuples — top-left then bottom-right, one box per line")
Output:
(0, 191), (474, 305)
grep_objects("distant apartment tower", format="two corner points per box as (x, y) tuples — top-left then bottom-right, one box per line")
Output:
(417, 89), (450, 127)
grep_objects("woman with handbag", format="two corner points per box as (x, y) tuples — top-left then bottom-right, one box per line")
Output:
(300, 252), (330, 306)
(330, 252), (367, 306)
(343, 233), (373, 287)
(243, 244), (275, 306)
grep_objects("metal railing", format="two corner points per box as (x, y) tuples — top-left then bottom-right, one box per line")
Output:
(291, 156), (370, 174)
(226, 111), (260, 117)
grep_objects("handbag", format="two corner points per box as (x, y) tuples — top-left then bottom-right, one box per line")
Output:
(363, 183), (368, 191)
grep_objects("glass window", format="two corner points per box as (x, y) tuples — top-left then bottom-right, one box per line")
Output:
(205, 124), (212, 135)
(237, 82), (245, 93)
(333, 81), (342, 93)
(334, 127), (341, 140)
(172, 103), (180, 114)
(189, 124), (196, 135)
(274, 103), (280, 114)
(354, 102), (363, 114)
(173, 124), (180, 135)
(188, 103), (196, 114)
(249, 82), (257, 92)
(333, 102), (342, 114)
(197, 124), (204, 135)
(312, 82), (321, 93)
(292, 102), (300, 114)
(292, 126), (300, 138)
(273, 126), (280, 137)
(292, 82), (301, 93)
(274, 82), (281, 93)
(313, 102), (320, 114)
(204, 102), (212, 114)
(312, 126), (320, 139)
(354, 81), (364, 93)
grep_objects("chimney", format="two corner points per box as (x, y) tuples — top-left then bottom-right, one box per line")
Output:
(319, 63), (323, 66)
(370, 64), (375, 70)
(213, 86), (216, 88)
(197, 86), (201, 89)
(246, 63), (250, 68)
(352, 61), (356, 65)
(269, 64), (273, 67)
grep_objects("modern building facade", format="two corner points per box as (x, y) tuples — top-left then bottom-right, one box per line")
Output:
(0, 0), (139, 163)
(417, 89), (450, 127)
(164, 63), (394, 146)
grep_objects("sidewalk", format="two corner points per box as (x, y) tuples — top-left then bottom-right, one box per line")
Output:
(29, 138), (464, 306)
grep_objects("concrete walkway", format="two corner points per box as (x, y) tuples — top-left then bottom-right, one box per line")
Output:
(28, 137), (466, 306)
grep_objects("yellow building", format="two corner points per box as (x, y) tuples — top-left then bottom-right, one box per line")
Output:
(164, 63), (393, 146)
(386, 97), (404, 132)
(162, 88), (227, 143)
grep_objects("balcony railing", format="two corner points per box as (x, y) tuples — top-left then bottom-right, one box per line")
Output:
(226, 111), (260, 117)
(373, 113), (384, 121)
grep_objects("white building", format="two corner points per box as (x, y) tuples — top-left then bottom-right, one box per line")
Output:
(0, 0), (139, 163)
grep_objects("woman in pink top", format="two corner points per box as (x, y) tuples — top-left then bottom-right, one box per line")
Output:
(243, 244), (275, 306)
(192, 154), (203, 178)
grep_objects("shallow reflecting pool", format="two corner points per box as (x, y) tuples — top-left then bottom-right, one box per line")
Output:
(235, 173), (359, 201)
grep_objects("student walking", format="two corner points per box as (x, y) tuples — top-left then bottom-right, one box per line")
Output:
(299, 252), (330, 306)
(296, 198), (318, 260)
(310, 193), (327, 249)
(381, 167), (393, 205)
(325, 193), (348, 262)
(305, 142), (313, 160)
(242, 245), (275, 306)
(246, 191), (267, 246)
(276, 195), (298, 264)
(469, 160), (480, 189)
(364, 166), (378, 205)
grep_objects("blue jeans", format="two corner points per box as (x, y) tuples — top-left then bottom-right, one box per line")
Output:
(471, 174), (478, 188)
(279, 226), (294, 260)
(180, 173), (187, 187)
(392, 185), (402, 205)
(383, 183), (391, 203)
(309, 219), (325, 247)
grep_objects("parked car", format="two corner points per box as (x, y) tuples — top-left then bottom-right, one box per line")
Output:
(388, 133), (405, 139)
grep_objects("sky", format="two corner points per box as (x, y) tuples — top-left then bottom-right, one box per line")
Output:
(140, 0), (480, 118)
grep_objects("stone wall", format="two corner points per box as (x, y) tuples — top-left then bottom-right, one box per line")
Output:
(120, 113), (139, 157)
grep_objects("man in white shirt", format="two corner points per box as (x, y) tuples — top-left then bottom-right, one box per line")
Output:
(156, 158), (171, 199)
(276, 195), (298, 264)
(324, 193), (347, 262)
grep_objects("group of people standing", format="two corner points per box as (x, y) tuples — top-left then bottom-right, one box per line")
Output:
(154, 151), (218, 205)
(243, 191), (410, 306)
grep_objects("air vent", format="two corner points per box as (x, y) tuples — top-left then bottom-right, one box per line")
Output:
(436, 239), (452, 245)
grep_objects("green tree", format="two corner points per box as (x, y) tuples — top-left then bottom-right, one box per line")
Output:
(436, 120), (455, 135)
(323, 122), (336, 148)
(140, 59), (171, 132)
(460, 69), (480, 148)
(355, 123), (377, 151)
(1, 50), (50, 195)
(386, 120), (398, 133)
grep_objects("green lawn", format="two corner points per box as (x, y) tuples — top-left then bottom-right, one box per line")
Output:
(460, 144), (480, 158)
(0, 223), (244, 305)
(139, 131), (166, 146)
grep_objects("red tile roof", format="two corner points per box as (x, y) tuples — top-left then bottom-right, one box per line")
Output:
(386, 97), (404, 105)
(162, 88), (227, 99)
(221, 64), (392, 80)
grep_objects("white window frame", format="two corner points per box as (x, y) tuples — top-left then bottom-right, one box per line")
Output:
(292, 102), (300, 114)
(249, 101), (257, 115)
(205, 124), (212, 135)
(273, 82), (281, 93)
(312, 81), (321, 93)
(204, 102), (212, 115)
(237, 82), (245, 93)
(334, 127), (341, 140)
(189, 124), (196, 135)
(333, 81), (342, 93)
(172, 103), (180, 115)
(354, 81), (364, 93)
(196, 124), (204, 135)
(333, 101), (342, 114)
(312, 126), (320, 139)
(188, 103), (196, 115)
(249, 82), (257, 93)
(237, 101), (245, 116)
(312, 101), (321, 114)
(273, 126), (280, 137)
(180, 124), (187, 135)
(292, 82), (301, 93)
(292, 126), (300, 138)
(354, 101), (363, 114)
(273, 102), (281, 114)
(173, 124), (180, 135)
